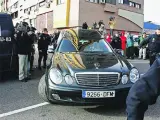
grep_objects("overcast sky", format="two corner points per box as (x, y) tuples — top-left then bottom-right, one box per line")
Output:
(144, 0), (160, 23)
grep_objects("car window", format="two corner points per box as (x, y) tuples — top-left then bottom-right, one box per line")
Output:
(58, 39), (112, 53)
(0, 15), (14, 37)
(79, 39), (112, 52)
(0, 15), (15, 55)
(58, 39), (78, 52)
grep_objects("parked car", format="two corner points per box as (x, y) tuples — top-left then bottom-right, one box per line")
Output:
(38, 28), (140, 105)
(0, 13), (18, 81)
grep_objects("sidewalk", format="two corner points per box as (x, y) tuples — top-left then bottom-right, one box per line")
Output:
(128, 59), (149, 63)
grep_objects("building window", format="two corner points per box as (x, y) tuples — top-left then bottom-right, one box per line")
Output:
(86, 0), (99, 3)
(106, 0), (116, 5)
(14, 2), (18, 8)
(118, 0), (123, 4)
(129, 2), (135, 7)
(39, 1), (45, 7)
(57, 0), (65, 5)
(123, 0), (129, 5)
(135, 4), (141, 9)
(31, 5), (35, 11)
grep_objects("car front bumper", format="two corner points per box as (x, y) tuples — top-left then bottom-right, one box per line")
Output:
(48, 84), (132, 105)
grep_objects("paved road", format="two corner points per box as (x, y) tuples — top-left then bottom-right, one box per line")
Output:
(1, 59), (159, 120)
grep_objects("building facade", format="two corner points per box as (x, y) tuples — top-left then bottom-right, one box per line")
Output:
(7, 0), (144, 33)
(0, 0), (8, 12)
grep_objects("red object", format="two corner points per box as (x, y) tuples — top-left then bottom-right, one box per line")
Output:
(120, 31), (126, 50)
(106, 34), (111, 43)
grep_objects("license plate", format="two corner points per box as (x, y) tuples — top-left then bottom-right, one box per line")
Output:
(82, 91), (115, 98)
(0, 37), (11, 42)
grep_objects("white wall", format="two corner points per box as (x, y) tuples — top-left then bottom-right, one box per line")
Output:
(8, 0), (18, 7)
(118, 9), (144, 28)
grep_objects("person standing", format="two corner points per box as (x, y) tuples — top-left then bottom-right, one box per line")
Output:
(98, 20), (104, 28)
(139, 28), (160, 66)
(92, 22), (97, 29)
(120, 31), (127, 56)
(138, 32), (147, 60)
(16, 22), (31, 82)
(28, 27), (36, 72)
(82, 22), (88, 29)
(111, 33), (121, 50)
(38, 28), (51, 70)
(126, 32), (134, 59)
(106, 33), (111, 44)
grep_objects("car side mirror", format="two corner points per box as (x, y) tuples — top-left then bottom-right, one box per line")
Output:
(48, 45), (55, 53)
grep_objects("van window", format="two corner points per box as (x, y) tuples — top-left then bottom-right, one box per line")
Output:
(0, 14), (15, 55)
(0, 15), (14, 37)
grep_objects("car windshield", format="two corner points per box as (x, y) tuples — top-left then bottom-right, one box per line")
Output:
(58, 39), (112, 53)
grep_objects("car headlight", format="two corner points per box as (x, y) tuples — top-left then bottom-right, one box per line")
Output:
(49, 68), (63, 84)
(130, 68), (140, 83)
(65, 75), (74, 85)
(121, 75), (129, 84)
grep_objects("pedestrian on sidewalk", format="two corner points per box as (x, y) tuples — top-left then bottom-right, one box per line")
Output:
(120, 31), (127, 56)
(106, 33), (111, 44)
(110, 32), (121, 50)
(28, 26), (36, 72)
(138, 32), (147, 60)
(16, 22), (31, 82)
(38, 28), (51, 70)
(82, 22), (88, 29)
(126, 32), (134, 59)
(139, 28), (160, 66)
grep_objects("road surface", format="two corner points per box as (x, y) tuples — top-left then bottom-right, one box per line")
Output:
(1, 59), (159, 120)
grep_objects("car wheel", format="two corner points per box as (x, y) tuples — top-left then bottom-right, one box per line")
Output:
(38, 75), (49, 102)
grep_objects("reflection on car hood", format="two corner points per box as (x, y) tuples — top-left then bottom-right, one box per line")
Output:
(53, 52), (131, 76)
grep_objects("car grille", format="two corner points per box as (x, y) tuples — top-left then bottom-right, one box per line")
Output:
(75, 72), (120, 87)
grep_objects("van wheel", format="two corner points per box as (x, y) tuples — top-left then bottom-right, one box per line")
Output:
(38, 75), (49, 102)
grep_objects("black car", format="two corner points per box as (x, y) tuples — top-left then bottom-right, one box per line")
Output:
(38, 28), (140, 105)
(0, 13), (18, 80)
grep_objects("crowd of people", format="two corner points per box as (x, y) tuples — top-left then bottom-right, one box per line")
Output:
(14, 22), (59, 82)
(82, 21), (148, 60)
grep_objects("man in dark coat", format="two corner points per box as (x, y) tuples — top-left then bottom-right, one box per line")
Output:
(38, 28), (51, 70)
(82, 22), (88, 29)
(139, 28), (160, 66)
(111, 33), (122, 49)
(16, 22), (31, 82)
(126, 58), (160, 120)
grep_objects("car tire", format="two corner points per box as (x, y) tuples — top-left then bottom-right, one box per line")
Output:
(38, 75), (49, 102)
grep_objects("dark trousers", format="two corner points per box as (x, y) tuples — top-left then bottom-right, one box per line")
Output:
(149, 54), (156, 66)
(28, 53), (34, 70)
(38, 51), (47, 67)
(126, 46), (134, 59)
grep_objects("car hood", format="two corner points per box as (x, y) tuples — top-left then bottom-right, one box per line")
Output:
(53, 52), (131, 76)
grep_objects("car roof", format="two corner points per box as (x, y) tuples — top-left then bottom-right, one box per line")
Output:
(63, 28), (102, 39)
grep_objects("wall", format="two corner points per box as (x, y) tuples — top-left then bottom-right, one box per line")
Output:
(79, 0), (144, 32)
(69, 0), (80, 27)
(36, 11), (53, 33)
(0, 0), (2, 12)
(53, 2), (67, 28)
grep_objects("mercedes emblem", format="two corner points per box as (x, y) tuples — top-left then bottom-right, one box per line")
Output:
(94, 63), (100, 69)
